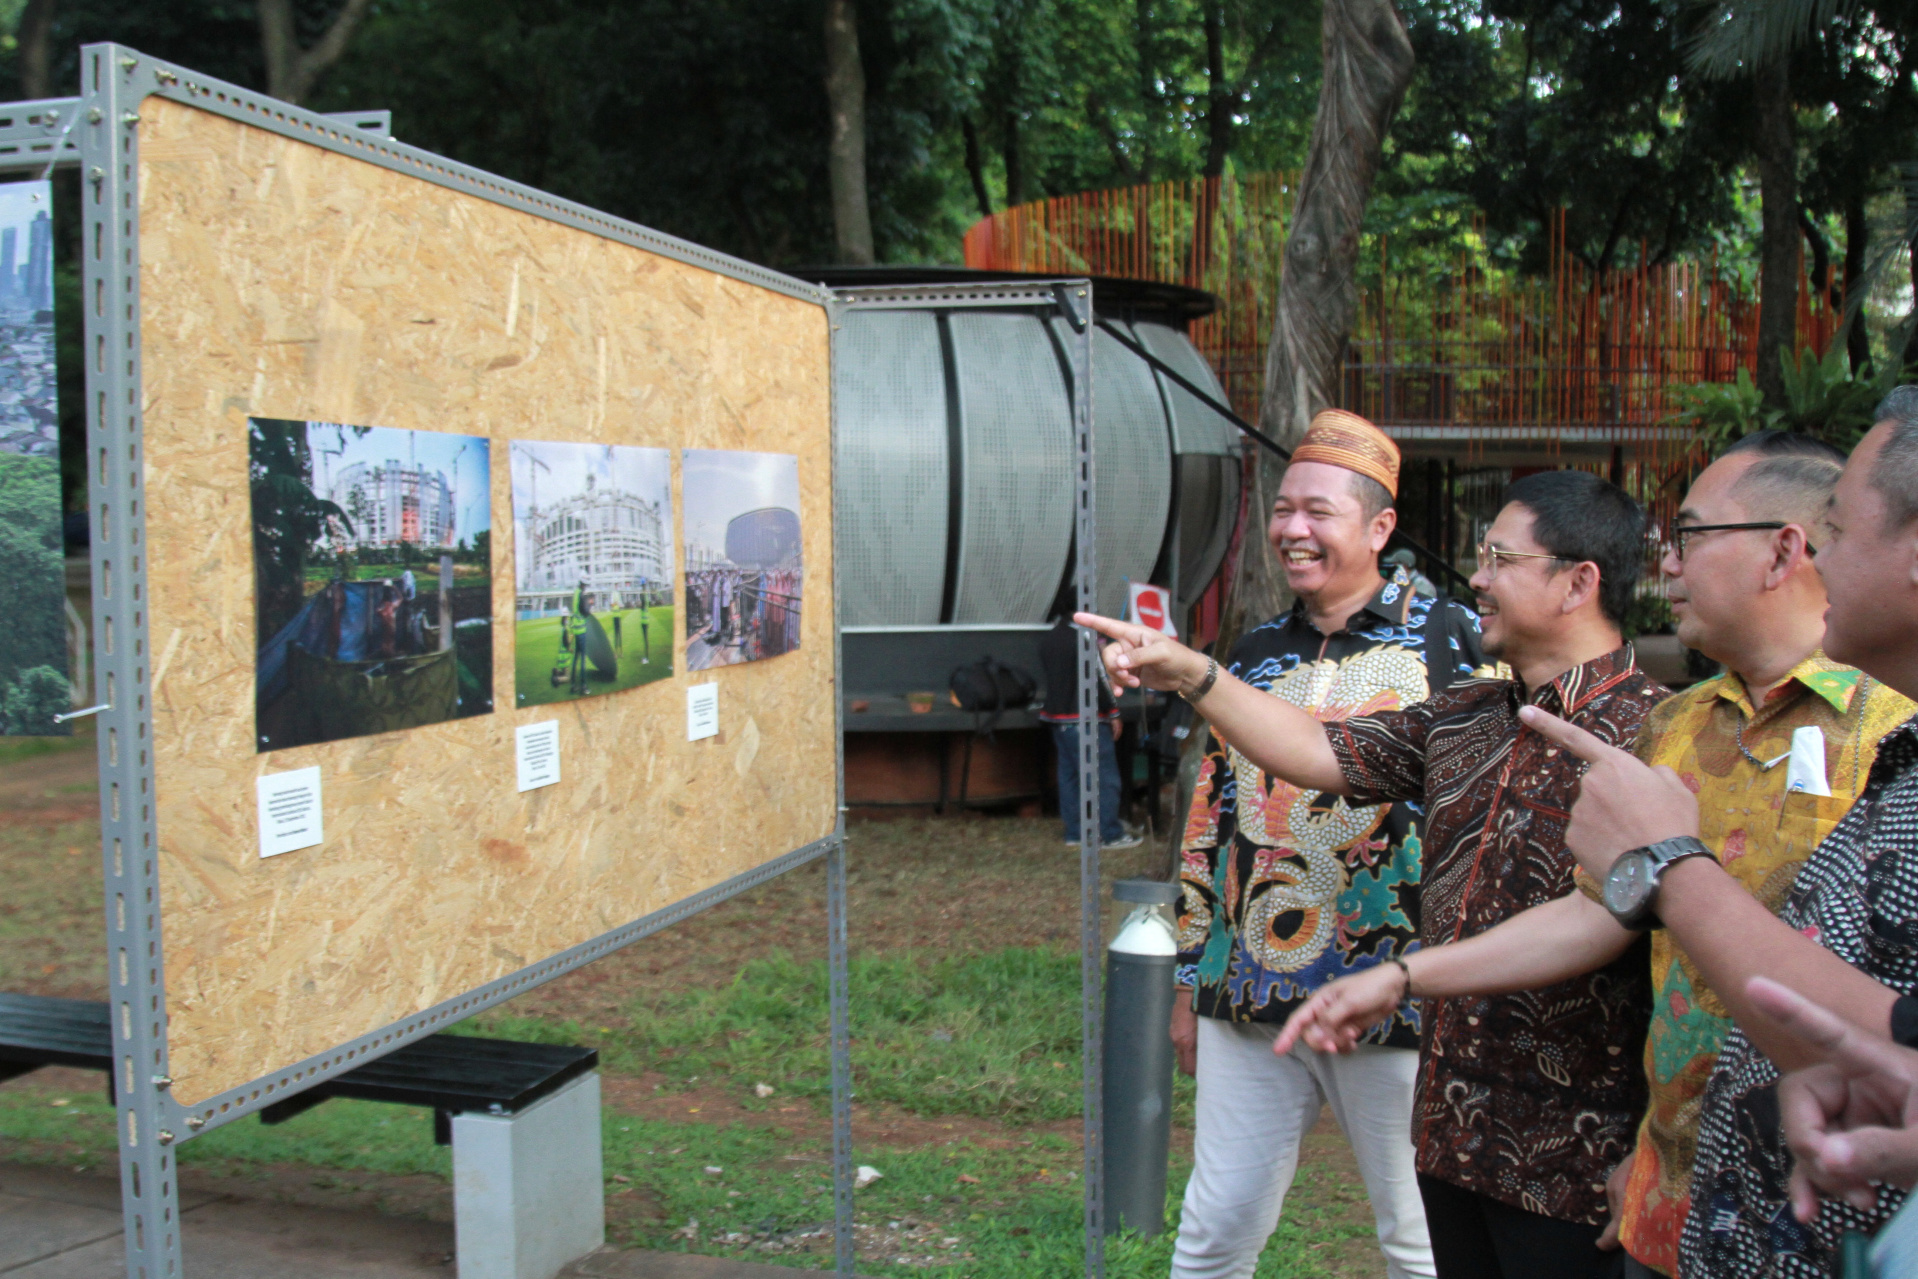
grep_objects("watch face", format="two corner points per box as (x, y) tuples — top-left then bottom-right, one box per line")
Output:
(1604, 853), (1655, 916)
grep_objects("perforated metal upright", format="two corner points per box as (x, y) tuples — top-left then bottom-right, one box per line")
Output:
(1060, 282), (1106, 1279)
(80, 47), (180, 1279)
(833, 279), (1100, 1277)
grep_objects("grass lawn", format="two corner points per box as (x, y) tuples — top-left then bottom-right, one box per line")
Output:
(513, 607), (676, 707)
(0, 745), (1383, 1276)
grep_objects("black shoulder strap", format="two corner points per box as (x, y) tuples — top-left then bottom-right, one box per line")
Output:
(1424, 593), (1457, 694)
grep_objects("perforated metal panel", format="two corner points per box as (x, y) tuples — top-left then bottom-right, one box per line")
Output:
(1137, 321), (1238, 456)
(833, 310), (949, 625)
(948, 312), (1075, 623)
(1052, 318), (1174, 616)
(1177, 454), (1241, 609)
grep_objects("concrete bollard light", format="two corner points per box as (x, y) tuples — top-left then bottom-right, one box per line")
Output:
(1103, 876), (1180, 1237)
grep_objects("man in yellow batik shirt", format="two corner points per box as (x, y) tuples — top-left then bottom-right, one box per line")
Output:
(1616, 650), (1910, 1273)
(1275, 430), (1914, 1277)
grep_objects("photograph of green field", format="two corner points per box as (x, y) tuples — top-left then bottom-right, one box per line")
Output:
(510, 440), (675, 707)
(512, 604), (676, 707)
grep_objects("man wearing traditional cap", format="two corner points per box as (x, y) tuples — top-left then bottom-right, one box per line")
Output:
(1087, 463), (1665, 1279)
(1163, 410), (1482, 1279)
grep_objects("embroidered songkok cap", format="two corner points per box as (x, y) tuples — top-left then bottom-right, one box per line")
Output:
(1291, 409), (1400, 499)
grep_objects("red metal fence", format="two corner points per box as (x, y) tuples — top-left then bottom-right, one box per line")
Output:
(964, 175), (1846, 464)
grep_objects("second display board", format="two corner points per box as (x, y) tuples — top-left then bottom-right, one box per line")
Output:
(140, 95), (837, 1108)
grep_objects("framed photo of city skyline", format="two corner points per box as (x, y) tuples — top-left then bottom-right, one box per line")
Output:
(0, 179), (68, 736)
(509, 440), (675, 707)
(682, 449), (802, 672)
(249, 419), (493, 751)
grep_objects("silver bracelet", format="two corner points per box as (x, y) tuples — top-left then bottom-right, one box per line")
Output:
(1181, 656), (1219, 704)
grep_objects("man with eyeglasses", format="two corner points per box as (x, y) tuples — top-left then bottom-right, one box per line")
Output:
(1277, 432), (1911, 1276)
(1505, 396), (1918, 1277)
(1080, 469), (1664, 1278)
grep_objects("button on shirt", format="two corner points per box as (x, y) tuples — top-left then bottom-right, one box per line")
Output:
(1330, 646), (1666, 1224)
(1681, 714), (1918, 1278)
(1175, 567), (1486, 1040)
(1603, 656), (1911, 1275)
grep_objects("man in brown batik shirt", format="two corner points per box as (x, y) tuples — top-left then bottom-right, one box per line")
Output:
(1080, 469), (1664, 1279)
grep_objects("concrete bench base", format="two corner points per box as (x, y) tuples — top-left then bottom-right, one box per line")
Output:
(453, 1070), (605, 1279)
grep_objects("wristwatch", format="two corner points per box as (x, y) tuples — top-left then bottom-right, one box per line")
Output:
(1600, 836), (1715, 931)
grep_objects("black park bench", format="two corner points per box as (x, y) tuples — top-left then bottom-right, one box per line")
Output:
(0, 992), (608, 1279)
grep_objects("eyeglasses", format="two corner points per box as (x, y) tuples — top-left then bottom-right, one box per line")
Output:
(1475, 541), (1571, 579)
(1664, 520), (1814, 561)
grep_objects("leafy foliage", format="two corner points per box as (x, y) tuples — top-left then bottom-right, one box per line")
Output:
(1663, 345), (1904, 453)
(0, 453), (67, 729)
(249, 418), (349, 643)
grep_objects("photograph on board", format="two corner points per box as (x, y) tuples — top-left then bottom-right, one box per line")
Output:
(682, 449), (802, 672)
(510, 440), (674, 707)
(251, 419), (493, 751)
(0, 180), (70, 736)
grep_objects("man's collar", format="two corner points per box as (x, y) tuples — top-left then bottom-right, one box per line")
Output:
(1285, 564), (1413, 633)
(1528, 644), (1640, 715)
(1696, 650), (1861, 717)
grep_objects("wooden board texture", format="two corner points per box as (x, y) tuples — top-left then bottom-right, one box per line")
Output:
(136, 98), (837, 1106)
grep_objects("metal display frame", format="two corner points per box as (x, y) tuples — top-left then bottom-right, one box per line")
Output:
(834, 279), (1103, 1278)
(2, 43), (856, 1279)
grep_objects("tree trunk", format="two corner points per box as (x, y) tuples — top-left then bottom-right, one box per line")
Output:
(1845, 193), (1871, 374)
(1229, 0), (1414, 640)
(1003, 110), (1025, 206)
(1753, 59), (1798, 409)
(1203, 0), (1231, 179)
(260, 0), (374, 105)
(17, 0), (53, 99)
(962, 116), (993, 218)
(824, 0), (875, 265)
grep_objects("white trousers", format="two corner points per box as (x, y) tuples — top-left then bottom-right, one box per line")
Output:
(1171, 1017), (1435, 1279)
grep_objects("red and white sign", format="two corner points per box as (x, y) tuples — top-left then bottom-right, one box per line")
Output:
(1126, 583), (1178, 638)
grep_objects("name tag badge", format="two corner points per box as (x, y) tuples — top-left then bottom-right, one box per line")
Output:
(1785, 725), (1832, 797)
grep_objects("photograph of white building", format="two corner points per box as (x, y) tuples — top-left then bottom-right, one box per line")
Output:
(510, 440), (675, 706)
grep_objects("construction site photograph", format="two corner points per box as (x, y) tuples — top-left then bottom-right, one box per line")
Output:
(249, 418), (494, 751)
(509, 439), (675, 708)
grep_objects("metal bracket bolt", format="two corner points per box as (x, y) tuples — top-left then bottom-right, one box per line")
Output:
(151, 1075), (172, 1089)
(156, 1129), (174, 1145)
(184, 1116), (203, 1130)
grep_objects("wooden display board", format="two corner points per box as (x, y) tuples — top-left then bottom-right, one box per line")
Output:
(137, 96), (837, 1108)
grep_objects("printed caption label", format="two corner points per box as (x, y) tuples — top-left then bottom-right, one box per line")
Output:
(516, 721), (562, 792)
(687, 683), (719, 741)
(257, 767), (323, 858)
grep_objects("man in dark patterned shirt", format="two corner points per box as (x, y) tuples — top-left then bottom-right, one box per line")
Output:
(1167, 410), (1484, 1279)
(1520, 395), (1918, 1277)
(1081, 469), (1665, 1278)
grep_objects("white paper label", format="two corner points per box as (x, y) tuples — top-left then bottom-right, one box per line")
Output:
(516, 721), (561, 792)
(257, 767), (323, 859)
(687, 682), (719, 741)
(1786, 724), (1832, 797)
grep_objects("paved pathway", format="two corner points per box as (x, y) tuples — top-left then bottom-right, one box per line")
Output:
(0, 1164), (828, 1279)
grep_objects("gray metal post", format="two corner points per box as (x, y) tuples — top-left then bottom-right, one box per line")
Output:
(827, 837), (854, 1276)
(1061, 282), (1104, 1279)
(80, 46), (180, 1279)
(1102, 878), (1179, 1237)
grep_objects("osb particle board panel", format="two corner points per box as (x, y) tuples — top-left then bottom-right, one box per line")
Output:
(136, 98), (837, 1107)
